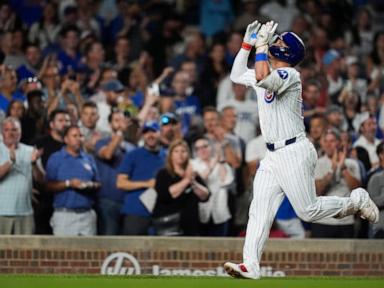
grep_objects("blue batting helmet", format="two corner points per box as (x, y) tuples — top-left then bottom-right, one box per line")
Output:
(269, 32), (305, 66)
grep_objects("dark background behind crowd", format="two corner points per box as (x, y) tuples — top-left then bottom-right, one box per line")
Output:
(0, 0), (383, 239)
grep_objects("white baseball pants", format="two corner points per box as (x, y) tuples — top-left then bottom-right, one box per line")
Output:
(243, 138), (355, 272)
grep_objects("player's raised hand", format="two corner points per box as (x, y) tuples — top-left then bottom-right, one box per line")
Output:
(255, 23), (268, 49)
(255, 21), (278, 49)
(265, 21), (279, 44)
(244, 20), (261, 46)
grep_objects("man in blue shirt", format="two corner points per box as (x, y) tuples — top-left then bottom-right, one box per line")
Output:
(45, 125), (101, 236)
(16, 43), (41, 82)
(172, 71), (202, 135)
(56, 25), (82, 76)
(117, 121), (165, 235)
(95, 109), (135, 235)
(0, 66), (25, 113)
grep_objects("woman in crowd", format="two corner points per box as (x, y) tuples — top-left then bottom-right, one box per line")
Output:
(6, 99), (25, 119)
(198, 42), (229, 107)
(153, 139), (209, 236)
(191, 137), (234, 236)
(367, 31), (384, 96)
(28, 2), (61, 52)
(339, 88), (361, 133)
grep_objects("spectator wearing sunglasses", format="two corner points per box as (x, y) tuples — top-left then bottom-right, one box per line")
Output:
(191, 137), (234, 236)
(116, 121), (165, 235)
(159, 112), (183, 153)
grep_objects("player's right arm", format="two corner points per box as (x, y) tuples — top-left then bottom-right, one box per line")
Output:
(230, 21), (261, 86)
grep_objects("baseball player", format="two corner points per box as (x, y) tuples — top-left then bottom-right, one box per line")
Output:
(224, 20), (379, 279)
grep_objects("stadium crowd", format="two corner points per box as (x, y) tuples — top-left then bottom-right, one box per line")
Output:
(0, 0), (383, 239)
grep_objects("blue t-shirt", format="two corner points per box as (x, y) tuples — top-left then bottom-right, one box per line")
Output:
(174, 95), (201, 135)
(276, 196), (298, 220)
(0, 91), (26, 113)
(46, 148), (100, 209)
(95, 137), (135, 202)
(200, 0), (234, 37)
(57, 50), (83, 75)
(117, 147), (165, 217)
(10, 0), (42, 27)
(131, 90), (144, 108)
(375, 110), (383, 140)
(16, 65), (36, 82)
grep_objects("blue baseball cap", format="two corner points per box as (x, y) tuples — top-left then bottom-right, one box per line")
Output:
(322, 49), (340, 66)
(101, 80), (125, 92)
(142, 121), (160, 133)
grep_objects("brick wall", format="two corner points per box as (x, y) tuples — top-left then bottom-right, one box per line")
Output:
(0, 236), (383, 277)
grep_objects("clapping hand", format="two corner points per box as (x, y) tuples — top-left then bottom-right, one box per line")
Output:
(185, 163), (196, 183)
(337, 146), (347, 171)
(31, 148), (43, 163)
(331, 149), (339, 172)
(8, 146), (16, 163)
(70, 179), (101, 190)
(244, 20), (261, 46)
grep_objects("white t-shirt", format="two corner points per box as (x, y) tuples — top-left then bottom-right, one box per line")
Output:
(246, 135), (267, 163)
(216, 75), (257, 109)
(90, 91), (112, 136)
(353, 136), (381, 167)
(314, 157), (361, 225)
(191, 158), (233, 224)
(219, 99), (259, 143)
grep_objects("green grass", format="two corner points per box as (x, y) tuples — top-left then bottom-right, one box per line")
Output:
(0, 275), (383, 288)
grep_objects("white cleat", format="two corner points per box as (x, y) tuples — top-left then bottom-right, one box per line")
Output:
(351, 188), (379, 224)
(223, 262), (260, 280)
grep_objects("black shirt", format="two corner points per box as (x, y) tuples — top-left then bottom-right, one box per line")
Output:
(34, 135), (64, 169)
(154, 168), (208, 236)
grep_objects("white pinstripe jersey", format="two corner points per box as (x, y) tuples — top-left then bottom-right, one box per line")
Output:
(234, 67), (305, 143)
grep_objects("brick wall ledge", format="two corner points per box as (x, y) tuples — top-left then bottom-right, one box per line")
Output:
(0, 236), (383, 253)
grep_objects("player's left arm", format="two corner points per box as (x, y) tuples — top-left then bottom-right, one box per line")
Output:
(253, 21), (298, 94)
(256, 68), (294, 93)
(254, 21), (278, 81)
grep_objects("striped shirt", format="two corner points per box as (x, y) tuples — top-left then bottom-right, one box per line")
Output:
(234, 67), (304, 143)
(230, 49), (305, 143)
(0, 142), (34, 216)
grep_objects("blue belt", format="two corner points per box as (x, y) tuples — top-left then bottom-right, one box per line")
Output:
(266, 137), (296, 152)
